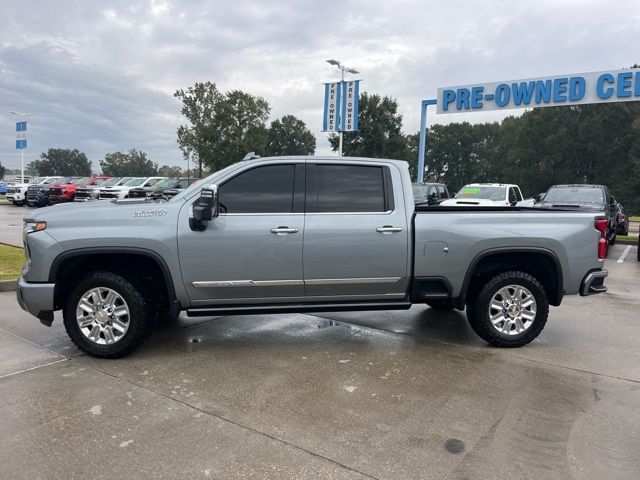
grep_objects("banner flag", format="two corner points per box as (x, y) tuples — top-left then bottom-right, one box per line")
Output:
(322, 82), (341, 132)
(15, 121), (27, 149)
(341, 80), (360, 131)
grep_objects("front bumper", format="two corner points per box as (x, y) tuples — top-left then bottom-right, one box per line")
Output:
(6, 192), (25, 201)
(580, 269), (608, 296)
(17, 277), (56, 323)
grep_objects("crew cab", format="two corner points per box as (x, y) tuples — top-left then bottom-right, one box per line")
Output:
(17, 156), (608, 358)
(440, 183), (524, 206)
(7, 176), (60, 206)
(48, 176), (110, 204)
(98, 177), (165, 200)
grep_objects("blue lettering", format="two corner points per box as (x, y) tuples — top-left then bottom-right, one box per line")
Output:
(534, 80), (552, 103)
(553, 78), (568, 102)
(568, 76), (586, 101)
(512, 81), (535, 105)
(636, 72), (640, 96)
(456, 88), (470, 110)
(495, 84), (510, 106)
(471, 86), (483, 108)
(617, 72), (632, 97)
(596, 73), (614, 99)
(442, 89), (456, 111)
(485, 93), (494, 101)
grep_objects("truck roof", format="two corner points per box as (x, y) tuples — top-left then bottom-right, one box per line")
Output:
(243, 155), (410, 168)
(464, 183), (519, 188)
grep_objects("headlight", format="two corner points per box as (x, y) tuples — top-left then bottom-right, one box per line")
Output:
(23, 221), (47, 244)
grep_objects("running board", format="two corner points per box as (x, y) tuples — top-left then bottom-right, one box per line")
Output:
(186, 301), (412, 317)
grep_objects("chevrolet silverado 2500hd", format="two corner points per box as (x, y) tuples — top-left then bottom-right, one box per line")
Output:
(17, 156), (608, 358)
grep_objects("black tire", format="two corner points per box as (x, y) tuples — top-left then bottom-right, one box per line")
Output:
(466, 271), (549, 348)
(426, 300), (455, 311)
(63, 271), (155, 358)
(12, 201), (24, 206)
(608, 227), (616, 245)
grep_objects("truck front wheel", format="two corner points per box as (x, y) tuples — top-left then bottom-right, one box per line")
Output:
(63, 271), (155, 358)
(466, 271), (549, 348)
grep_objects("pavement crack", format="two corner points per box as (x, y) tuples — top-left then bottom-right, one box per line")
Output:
(73, 358), (379, 480)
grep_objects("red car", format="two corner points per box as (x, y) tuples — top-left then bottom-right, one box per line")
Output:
(48, 176), (110, 204)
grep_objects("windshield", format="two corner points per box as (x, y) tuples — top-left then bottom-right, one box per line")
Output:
(124, 178), (147, 187)
(73, 177), (92, 186)
(101, 177), (122, 186)
(31, 177), (47, 184)
(154, 179), (180, 188)
(167, 163), (241, 202)
(455, 186), (506, 201)
(542, 186), (604, 204)
(53, 177), (74, 185)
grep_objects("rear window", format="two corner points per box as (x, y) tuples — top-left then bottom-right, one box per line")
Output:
(543, 187), (604, 204)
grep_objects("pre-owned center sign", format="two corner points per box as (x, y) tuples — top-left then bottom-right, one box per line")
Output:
(436, 68), (640, 114)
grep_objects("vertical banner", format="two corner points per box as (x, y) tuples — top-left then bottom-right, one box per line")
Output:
(341, 80), (360, 131)
(322, 82), (341, 132)
(15, 121), (27, 149)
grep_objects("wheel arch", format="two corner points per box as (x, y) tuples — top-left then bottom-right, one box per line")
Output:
(457, 247), (563, 309)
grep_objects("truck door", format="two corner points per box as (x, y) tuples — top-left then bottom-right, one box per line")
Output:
(303, 161), (409, 299)
(177, 162), (305, 305)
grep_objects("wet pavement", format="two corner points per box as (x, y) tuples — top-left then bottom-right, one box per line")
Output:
(0, 243), (639, 479)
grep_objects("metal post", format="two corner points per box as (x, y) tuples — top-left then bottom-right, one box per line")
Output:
(338, 68), (344, 156)
(417, 99), (437, 184)
(20, 148), (24, 182)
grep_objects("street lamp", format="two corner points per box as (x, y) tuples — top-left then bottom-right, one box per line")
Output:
(10, 111), (30, 182)
(326, 59), (360, 156)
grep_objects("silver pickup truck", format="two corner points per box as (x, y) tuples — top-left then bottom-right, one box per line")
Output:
(17, 156), (608, 358)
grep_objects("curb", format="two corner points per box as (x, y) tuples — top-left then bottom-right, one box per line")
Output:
(0, 279), (17, 293)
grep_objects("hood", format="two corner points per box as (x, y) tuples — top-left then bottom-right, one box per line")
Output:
(25, 196), (175, 221)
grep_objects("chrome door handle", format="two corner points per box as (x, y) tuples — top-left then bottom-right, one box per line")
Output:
(376, 226), (403, 233)
(270, 226), (299, 235)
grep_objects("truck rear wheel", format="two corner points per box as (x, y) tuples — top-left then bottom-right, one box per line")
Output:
(63, 271), (155, 358)
(466, 271), (549, 348)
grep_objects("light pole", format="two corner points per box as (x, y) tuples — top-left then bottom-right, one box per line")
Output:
(326, 59), (359, 156)
(10, 111), (30, 182)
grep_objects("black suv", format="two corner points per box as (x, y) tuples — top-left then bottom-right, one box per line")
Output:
(535, 184), (618, 245)
(412, 182), (450, 205)
(128, 178), (195, 201)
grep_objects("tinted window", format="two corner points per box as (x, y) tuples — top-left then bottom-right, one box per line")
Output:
(436, 185), (448, 199)
(219, 164), (295, 213)
(516, 187), (523, 201)
(543, 186), (604, 204)
(509, 188), (518, 203)
(315, 165), (386, 212)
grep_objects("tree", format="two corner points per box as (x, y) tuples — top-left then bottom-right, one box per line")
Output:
(99, 149), (158, 176)
(0, 161), (5, 179)
(26, 148), (92, 176)
(328, 93), (409, 160)
(158, 165), (183, 177)
(265, 115), (316, 156)
(174, 82), (271, 176)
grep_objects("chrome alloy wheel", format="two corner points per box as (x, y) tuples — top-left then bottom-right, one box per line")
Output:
(488, 285), (537, 336)
(76, 287), (130, 345)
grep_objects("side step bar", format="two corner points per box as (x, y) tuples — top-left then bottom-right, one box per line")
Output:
(187, 301), (412, 317)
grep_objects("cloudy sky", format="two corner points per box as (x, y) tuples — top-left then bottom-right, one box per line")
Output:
(1, 0), (639, 171)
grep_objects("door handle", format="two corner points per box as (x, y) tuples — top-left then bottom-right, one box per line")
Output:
(376, 226), (403, 234)
(270, 226), (299, 235)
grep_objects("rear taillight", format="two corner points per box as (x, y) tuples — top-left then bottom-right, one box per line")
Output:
(595, 218), (608, 260)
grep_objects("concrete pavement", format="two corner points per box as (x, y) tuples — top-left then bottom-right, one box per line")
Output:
(0, 243), (638, 479)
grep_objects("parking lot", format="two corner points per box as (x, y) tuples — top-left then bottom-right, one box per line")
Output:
(0, 203), (639, 479)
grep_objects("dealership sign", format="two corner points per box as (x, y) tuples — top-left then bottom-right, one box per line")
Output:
(322, 80), (361, 132)
(436, 68), (640, 114)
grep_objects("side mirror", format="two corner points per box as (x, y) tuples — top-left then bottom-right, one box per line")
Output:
(609, 196), (616, 205)
(190, 185), (218, 231)
(534, 193), (544, 202)
(427, 192), (439, 205)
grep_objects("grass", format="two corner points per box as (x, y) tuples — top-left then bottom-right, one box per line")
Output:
(0, 244), (24, 281)
(630, 216), (640, 222)
(617, 235), (639, 243)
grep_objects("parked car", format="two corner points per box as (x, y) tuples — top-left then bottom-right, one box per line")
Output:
(440, 183), (524, 206)
(534, 184), (618, 245)
(161, 178), (199, 200)
(615, 202), (629, 235)
(412, 182), (450, 205)
(129, 177), (197, 201)
(75, 177), (131, 202)
(48, 176), (111, 205)
(7, 176), (61, 206)
(0, 181), (7, 195)
(98, 177), (165, 200)
(17, 156), (608, 358)
(27, 177), (81, 207)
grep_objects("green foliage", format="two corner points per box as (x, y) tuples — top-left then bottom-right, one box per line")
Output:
(158, 165), (183, 177)
(175, 82), (270, 175)
(0, 161), (5, 179)
(422, 103), (640, 212)
(266, 115), (316, 156)
(329, 93), (409, 160)
(100, 149), (158, 176)
(27, 148), (92, 176)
